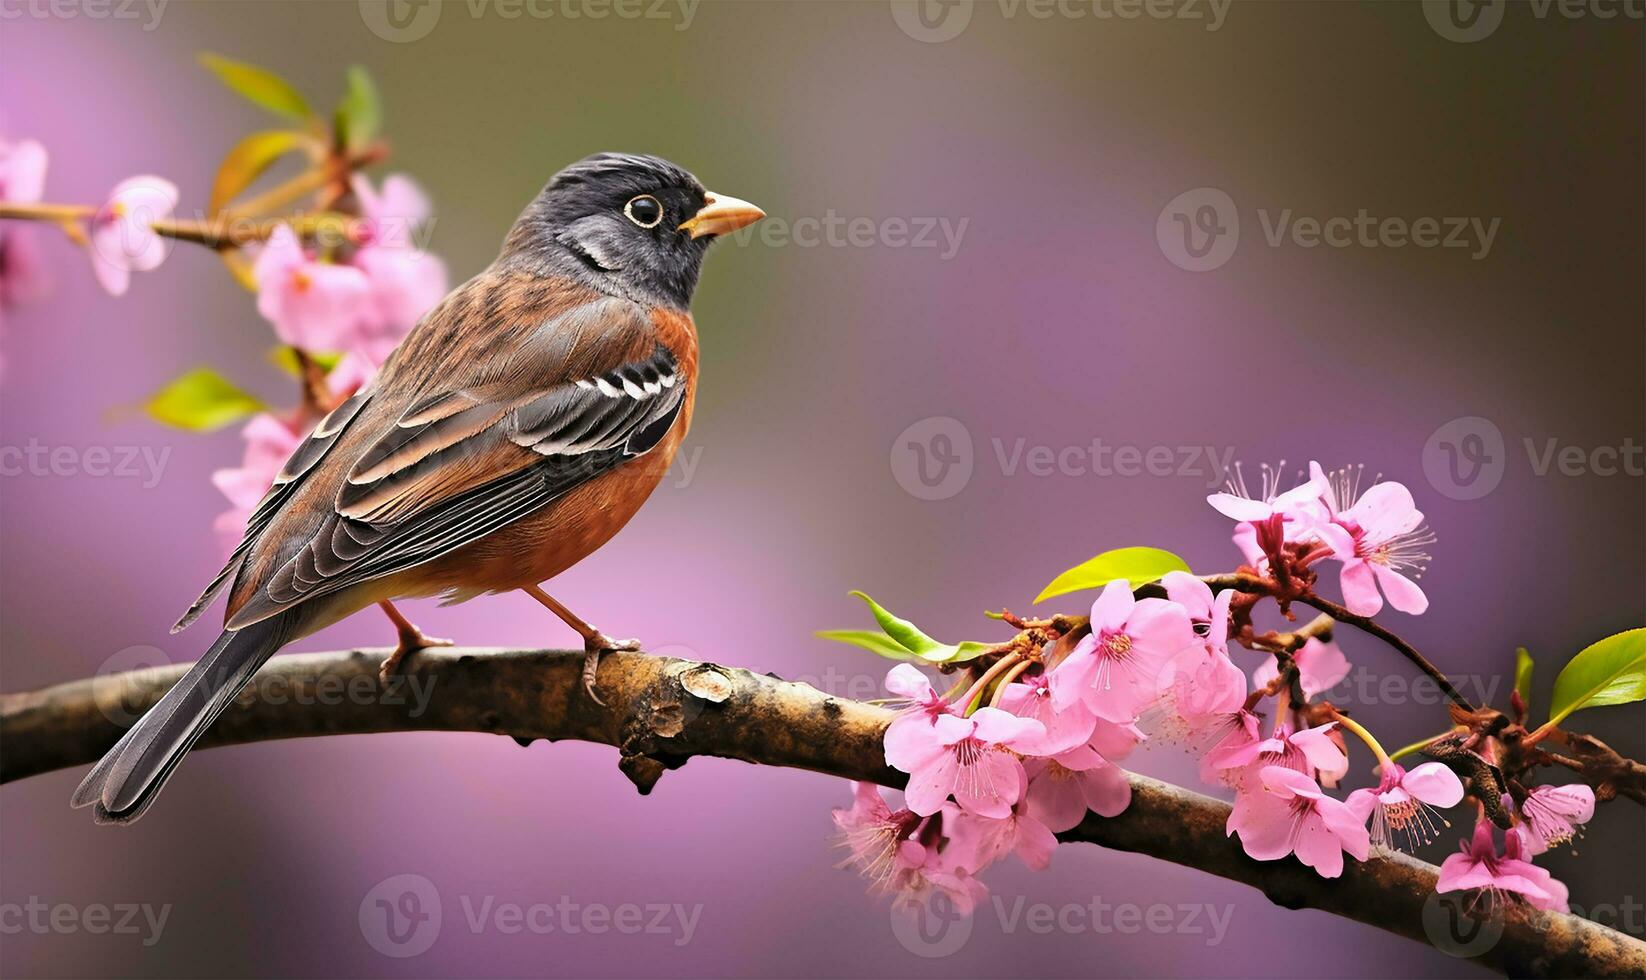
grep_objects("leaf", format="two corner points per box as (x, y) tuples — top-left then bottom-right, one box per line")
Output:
(219, 249), (259, 292)
(1034, 547), (1192, 604)
(199, 53), (313, 122)
(850, 590), (944, 655)
(1514, 647), (1534, 709)
(1547, 628), (1646, 725)
(814, 630), (916, 662)
(145, 368), (266, 432)
(209, 130), (316, 214)
(267, 347), (344, 378)
(817, 593), (996, 665)
(335, 65), (381, 151)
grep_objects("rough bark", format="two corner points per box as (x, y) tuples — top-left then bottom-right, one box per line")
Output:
(2, 647), (1642, 977)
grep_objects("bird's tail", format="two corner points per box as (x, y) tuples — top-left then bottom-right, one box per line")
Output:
(71, 614), (293, 824)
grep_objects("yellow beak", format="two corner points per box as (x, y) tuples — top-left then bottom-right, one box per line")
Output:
(679, 191), (765, 239)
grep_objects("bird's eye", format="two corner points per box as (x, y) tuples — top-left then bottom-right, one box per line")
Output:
(624, 195), (663, 229)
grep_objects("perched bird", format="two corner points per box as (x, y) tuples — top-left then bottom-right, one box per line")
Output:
(73, 153), (764, 824)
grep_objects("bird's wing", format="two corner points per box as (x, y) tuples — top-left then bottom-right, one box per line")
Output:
(172, 389), (374, 632)
(191, 274), (686, 631)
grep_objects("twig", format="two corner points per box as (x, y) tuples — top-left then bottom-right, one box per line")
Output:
(1, 648), (1641, 977)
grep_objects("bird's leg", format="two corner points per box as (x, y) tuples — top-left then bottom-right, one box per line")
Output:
(376, 600), (453, 682)
(521, 584), (641, 705)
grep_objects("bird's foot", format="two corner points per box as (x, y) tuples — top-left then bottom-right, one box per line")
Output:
(580, 633), (642, 706)
(378, 624), (455, 684)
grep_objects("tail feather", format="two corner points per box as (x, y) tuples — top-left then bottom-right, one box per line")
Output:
(72, 615), (292, 824)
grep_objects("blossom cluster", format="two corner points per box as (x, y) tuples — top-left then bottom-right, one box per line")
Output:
(833, 463), (1595, 918)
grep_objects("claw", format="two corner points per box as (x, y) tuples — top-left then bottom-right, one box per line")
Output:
(580, 633), (642, 705)
(378, 625), (454, 684)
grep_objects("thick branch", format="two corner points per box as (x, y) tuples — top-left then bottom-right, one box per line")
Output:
(2, 649), (1641, 977)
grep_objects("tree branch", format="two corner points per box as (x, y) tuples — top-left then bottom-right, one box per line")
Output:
(2, 648), (1641, 977)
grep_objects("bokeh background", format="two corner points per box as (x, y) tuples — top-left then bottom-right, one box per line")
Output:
(2, 1), (1642, 977)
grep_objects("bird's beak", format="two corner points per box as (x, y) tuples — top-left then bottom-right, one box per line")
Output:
(679, 192), (765, 239)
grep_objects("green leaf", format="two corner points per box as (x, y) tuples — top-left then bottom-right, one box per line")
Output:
(144, 368), (266, 432)
(335, 65), (381, 151)
(1034, 547), (1192, 604)
(850, 590), (943, 655)
(814, 630), (917, 661)
(209, 130), (316, 214)
(266, 347), (344, 378)
(1514, 647), (1534, 709)
(199, 53), (313, 122)
(1548, 628), (1646, 725)
(818, 593), (997, 665)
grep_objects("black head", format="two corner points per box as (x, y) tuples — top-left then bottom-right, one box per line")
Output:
(501, 152), (763, 310)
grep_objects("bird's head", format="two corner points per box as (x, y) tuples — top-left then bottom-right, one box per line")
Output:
(502, 152), (764, 309)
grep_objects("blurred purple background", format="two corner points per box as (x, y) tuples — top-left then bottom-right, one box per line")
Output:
(1, 2), (1641, 977)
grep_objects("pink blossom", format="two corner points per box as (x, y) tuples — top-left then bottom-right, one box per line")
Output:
(1049, 580), (1195, 723)
(1345, 761), (1464, 850)
(89, 176), (177, 296)
(351, 173), (431, 246)
(884, 707), (1044, 818)
(832, 782), (921, 886)
(995, 670), (1097, 756)
(1210, 720), (1348, 788)
(1252, 636), (1352, 699)
(882, 664), (960, 766)
(349, 174), (446, 360)
(1157, 589), (1247, 743)
(888, 838), (990, 916)
(0, 137), (50, 315)
(210, 412), (303, 552)
(944, 798), (1060, 873)
(1024, 742), (1132, 833)
(1227, 765), (1370, 878)
(1207, 461), (1332, 568)
(1319, 465), (1434, 616)
(1438, 818), (1569, 912)
(253, 224), (372, 352)
(1516, 783), (1595, 854)
(1199, 710), (1261, 784)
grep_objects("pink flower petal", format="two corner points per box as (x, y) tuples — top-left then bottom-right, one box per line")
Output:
(1338, 559), (1384, 616)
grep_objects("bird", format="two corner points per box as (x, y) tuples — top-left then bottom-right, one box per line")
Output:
(72, 152), (765, 824)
